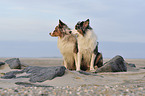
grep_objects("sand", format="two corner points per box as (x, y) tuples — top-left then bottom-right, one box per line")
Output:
(0, 58), (145, 95)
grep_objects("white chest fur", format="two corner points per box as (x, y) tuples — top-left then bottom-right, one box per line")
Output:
(57, 35), (76, 55)
(77, 30), (97, 52)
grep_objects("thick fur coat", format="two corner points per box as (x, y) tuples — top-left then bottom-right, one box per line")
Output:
(72, 19), (98, 71)
(49, 20), (78, 70)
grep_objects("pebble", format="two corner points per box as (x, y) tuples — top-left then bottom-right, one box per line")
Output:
(0, 84), (144, 96)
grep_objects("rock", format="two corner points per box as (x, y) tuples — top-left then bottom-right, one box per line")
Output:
(23, 66), (66, 83)
(15, 82), (54, 87)
(5, 58), (21, 69)
(16, 75), (30, 78)
(5, 70), (24, 75)
(128, 63), (136, 68)
(2, 66), (66, 82)
(0, 62), (5, 70)
(0, 62), (5, 66)
(21, 63), (29, 69)
(139, 67), (145, 69)
(95, 55), (127, 73)
(23, 66), (43, 73)
(125, 62), (138, 71)
(1, 70), (24, 79)
(1, 72), (16, 79)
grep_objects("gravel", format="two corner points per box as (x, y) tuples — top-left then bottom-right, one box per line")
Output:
(0, 83), (144, 96)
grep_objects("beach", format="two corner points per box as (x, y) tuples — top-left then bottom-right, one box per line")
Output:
(0, 58), (145, 96)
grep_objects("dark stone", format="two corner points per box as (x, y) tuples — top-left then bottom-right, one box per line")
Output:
(14, 90), (19, 92)
(0, 62), (5, 66)
(16, 76), (30, 78)
(24, 66), (66, 83)
(1, 70), (24, 79)
(95, 55), (127, 73)
(2, 66), (66, 82)
(139, 67), (145, 69)
(15, 82), (54, 88)
(1, 70), (29, 79)
(1, 73), (16, 79)
(23, 66), (43, 73)
(125, 62), (139, 71)
(5, 70), (24, 75)
(5, 58), (21, 69)
(128, 63), (136, 68)
(21, 63), (29, 69)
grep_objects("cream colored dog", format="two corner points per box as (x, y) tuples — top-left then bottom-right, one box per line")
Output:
(49, 20), (78, 70)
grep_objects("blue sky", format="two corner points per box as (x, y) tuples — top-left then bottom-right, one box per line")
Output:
(0, 0), (145, 58)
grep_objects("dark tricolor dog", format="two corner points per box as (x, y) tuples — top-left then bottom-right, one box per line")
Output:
(72, 19), (103, 71)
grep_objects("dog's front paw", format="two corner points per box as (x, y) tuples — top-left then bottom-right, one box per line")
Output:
(76, 69), (81, 71)
(90, 67), (95, 71)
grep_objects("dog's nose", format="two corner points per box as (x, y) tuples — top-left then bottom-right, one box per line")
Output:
(49, 33), (51, 35)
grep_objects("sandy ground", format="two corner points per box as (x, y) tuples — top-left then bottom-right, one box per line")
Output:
(0, 58), (145, 89)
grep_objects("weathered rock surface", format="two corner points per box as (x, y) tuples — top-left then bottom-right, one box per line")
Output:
(1, 72), (16, 79)
(5, 58), (21, 69)
(1, 70), (24, 79)
(21, 63), (29, 69)
(15, 82), (54, 87)
(23, 66), (66, 82)
(0, 62), (5, 66)
(95, 55), (127, 73)
(128, 63), (136, 68)
(1, 66), (66, 82)
(139, 67), (145, 69)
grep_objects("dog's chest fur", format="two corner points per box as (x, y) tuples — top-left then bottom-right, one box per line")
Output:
(77, 30), (97, 53)
(57, 35), (77, 55)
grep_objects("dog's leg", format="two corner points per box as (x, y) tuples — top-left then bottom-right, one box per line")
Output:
(63, 59), (68, 69)
(74, 53), (78, 70)
(76, 52), (81, 71)
(90, 53), (96, 71)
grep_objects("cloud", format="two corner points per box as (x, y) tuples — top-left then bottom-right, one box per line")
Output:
(0, 0), (145, 43)
(8, 7), (26, 10)
(0, 0), (145, 58)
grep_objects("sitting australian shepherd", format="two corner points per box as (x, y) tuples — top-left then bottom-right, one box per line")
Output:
(49, 20), (78, 70)
(72, 19), (103, 71)
(50, 19), (103, 71)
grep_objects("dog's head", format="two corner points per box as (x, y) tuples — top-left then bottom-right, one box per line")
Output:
(74, 19), (92, 36)
(49, 20), (72, 37)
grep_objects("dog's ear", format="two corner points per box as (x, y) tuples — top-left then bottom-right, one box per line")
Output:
(83, 19), (89, 28)
(59, 19), (65, 28)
